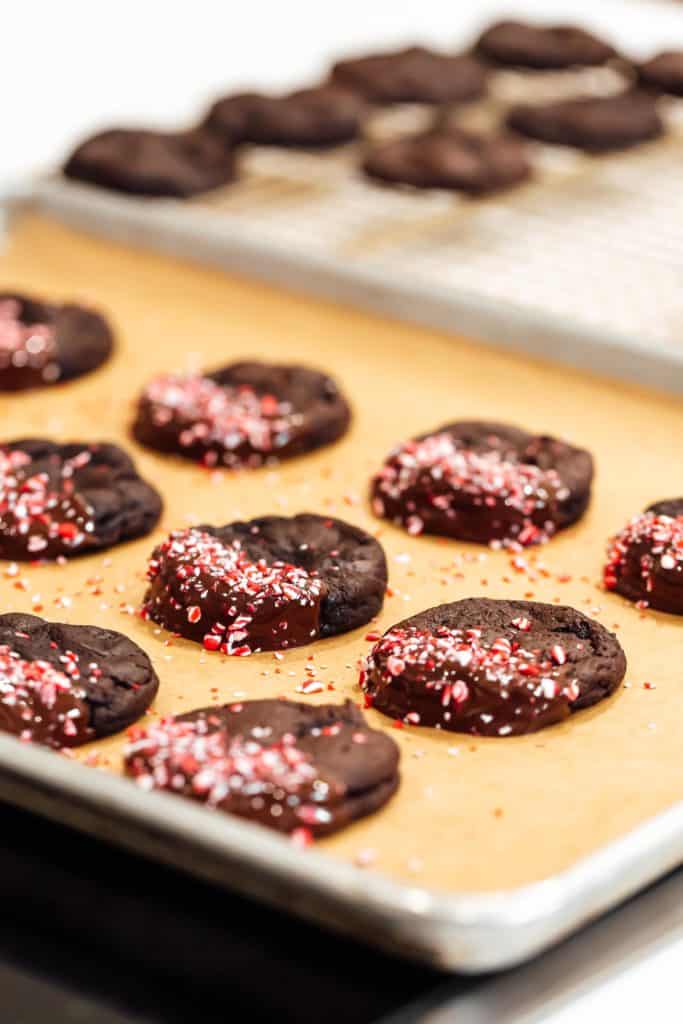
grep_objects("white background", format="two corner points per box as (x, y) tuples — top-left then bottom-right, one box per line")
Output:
(2, 1), (681, 1020)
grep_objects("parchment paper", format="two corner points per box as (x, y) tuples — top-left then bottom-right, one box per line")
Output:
(1, 214), (681, 892)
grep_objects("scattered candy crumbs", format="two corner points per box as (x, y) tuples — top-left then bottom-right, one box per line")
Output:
(125, 714), (336, 834)
(143, 527), (323, 655)
(141, 374), (301, 468)
(361, 619), (583, 736)
(0, 298), (59, 381)
(372, 432), (568, 548)
(0, 447), (95, 557)
(0, 643), (94, 748)
(604, 511), (683, 593)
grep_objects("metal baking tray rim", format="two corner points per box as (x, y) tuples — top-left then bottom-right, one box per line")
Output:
(19, 177), (683, 397)
(0, 731), (680, 972)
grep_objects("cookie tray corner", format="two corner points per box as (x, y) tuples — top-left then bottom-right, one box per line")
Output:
(0, 731), (680, 972)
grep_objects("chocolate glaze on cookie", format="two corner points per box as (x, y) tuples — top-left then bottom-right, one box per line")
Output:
(204, 87), (366, 147)
(638, 51), (683, 97)
(361, 598), (626, 736)
(132, 361), (351, 469)
(363, 129), (532, 194)
(331, 47), (487, 105)
(371, 421), (592, 548)
(0, 612), (159, 748)
(142, 514), (387, 653)
(125, 699), (400, 837)
(507, 92), (664, 152)
(0, 293), (113, 392)
(604, 498), (683, 614)
(64, 128), (236, 198)
(0, 440), (162, 561)
(475, 20), (616, 70)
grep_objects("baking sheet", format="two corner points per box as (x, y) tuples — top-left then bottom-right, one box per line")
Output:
(0, 216), (679, 966)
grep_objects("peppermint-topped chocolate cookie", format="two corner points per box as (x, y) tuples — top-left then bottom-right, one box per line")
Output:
(363, 129), (532, 194)
(203, 87), (366, 147)
(0, 441), (162, 561)
(360, 599), (626, 736)
(142, 514), (387, 653)
(371, 421), (592, 548)
(475, 20), (616, 70)
(125, 699), (400, 837)
(132, 361), (351, 469)
(637, 51), (683, 97)
(64, 128), (236, 198)
(0, 293), (113, 391)
(330, 47), (487, 105)
(507, 92), (664, 152)
(604, 499), (683, 614)
(0, 613), (159, 748)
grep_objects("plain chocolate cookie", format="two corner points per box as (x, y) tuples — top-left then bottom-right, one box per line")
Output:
(475, 20), (616, 70)
(63, 128), (236, 198)
(204, 86), (367, 147)
(637, 51), (683, 97)
(142, 514), (388, 653)
(604, 498), (683, 614)
(371, 420), (593, 548)
(0, 293), (113, 391)
(330, 47), (487, 105)
(0, 440), (162, 560)
(0, 612), (159, 748)
(361, 598), (626, 736)
(125, 698), (400, 837)
(363, 129), (532, 194)
(507, 92), (664, 151)
(132, 360), (351, 469)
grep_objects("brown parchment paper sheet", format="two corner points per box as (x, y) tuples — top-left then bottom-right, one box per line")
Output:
(1, 214), (682, 893)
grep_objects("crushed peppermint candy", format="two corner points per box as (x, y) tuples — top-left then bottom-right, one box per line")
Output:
(0, 643), (94, 747)
(0, 299), (59, 382)
(0, 447), (95, 557)
(372, 432), (568, 548)
(360, 621), (583, 737)
(143, 527), (323, 654)
(125, 715), (331, 833)
(605, 511), (683, 594)
(140, 374), (301, 468)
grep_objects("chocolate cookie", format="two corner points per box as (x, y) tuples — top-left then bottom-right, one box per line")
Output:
(330, 47), (487, 105)
(363, 129), (532, 194)
(475, 20), (616, 70)
(371, 421), (592, 548)
(63, 128), (236, 198)
(507, 92), (664, 152)
(132, 361), (351, 469)
(638, 51), (683, 97)
(0, 293), (113, 391)
(125, 698), (399, 837)
(204, 87), (366, 147)
(604, 499), (683, 614)
(0, 612), (159, 748)
(142, 514), (387, 654)
(0, 440), (162, 560)
(361, 598), (626, 736)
